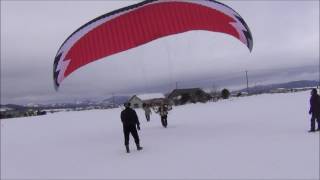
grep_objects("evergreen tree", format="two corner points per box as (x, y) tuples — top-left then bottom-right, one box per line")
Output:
(221, 89), (230, 99)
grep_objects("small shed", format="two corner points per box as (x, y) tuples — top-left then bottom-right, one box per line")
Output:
(128, 95), (143, 108)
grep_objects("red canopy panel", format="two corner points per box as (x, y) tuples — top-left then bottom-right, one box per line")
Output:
(54, 0), (253, 90)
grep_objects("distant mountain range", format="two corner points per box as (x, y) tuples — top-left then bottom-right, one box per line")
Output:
(1, 80), (318, 111)
(1, 96), (130, 111)
(237, 80), (318, 94)
(0, 104), (28, 111)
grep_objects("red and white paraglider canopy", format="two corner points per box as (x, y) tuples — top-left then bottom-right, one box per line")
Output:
(54, 0), (253, 90)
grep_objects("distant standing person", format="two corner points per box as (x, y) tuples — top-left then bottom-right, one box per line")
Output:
(142, 103), (152, 122)
(120, 103), (143, 153)
(308, 88), (320, 132)
(154, 103), (172, 128)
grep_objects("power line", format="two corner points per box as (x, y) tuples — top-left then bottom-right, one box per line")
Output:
(245, 70), (249, 94)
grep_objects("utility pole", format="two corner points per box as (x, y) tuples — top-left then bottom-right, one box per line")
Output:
(175, 81), (178, 89)
(212, 82), (217, 101)
(212, 82), (217, 94)
(318, 57), (320, 91)
(112, 93), (115, 108)
(245, 70), (249, 94)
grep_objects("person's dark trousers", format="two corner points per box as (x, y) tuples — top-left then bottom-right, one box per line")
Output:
(161, 115), (168, 128)
(146, 114), (150, 121)
(123, 125), (140, 146)
(317, 117), (320, 130)
(310, 114), (320, 131)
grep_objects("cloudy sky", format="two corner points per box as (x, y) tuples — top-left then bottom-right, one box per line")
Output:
(1, 0), (319, 104)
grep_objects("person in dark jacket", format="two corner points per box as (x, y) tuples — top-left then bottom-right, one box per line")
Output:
(121, 103), (143, 153)
(309, 88), (320, 132)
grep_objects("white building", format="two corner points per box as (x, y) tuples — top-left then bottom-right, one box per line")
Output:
(128, 93), (165, 108)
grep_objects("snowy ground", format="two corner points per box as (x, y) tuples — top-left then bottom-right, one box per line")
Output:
(1, 91), (319, 179)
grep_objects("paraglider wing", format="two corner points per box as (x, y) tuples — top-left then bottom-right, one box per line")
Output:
(53, 0), (253, 90)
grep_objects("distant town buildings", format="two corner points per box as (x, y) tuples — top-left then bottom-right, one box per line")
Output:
(1, 84), (317, 119)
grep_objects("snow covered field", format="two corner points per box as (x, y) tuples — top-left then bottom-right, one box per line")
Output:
(1, 91), (319, 179)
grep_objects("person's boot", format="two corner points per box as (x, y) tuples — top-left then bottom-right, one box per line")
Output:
(136, 144), (143, 151)
(125, 145), (130, 153)
(308, 129), (316, 132)
(161, 119), (166, 128)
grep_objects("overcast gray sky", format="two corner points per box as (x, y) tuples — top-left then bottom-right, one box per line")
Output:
(1, 0), (319, 104)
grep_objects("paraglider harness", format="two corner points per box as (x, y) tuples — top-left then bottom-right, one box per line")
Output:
(153, 104), (172, 128)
